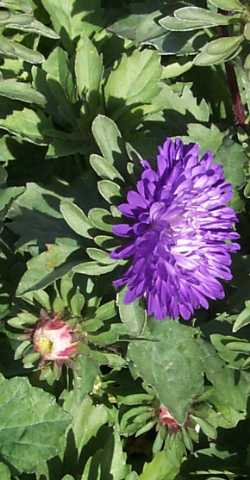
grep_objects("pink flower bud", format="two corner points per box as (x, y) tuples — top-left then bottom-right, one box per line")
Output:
(158, 405), (180, 433)
(33, 315), (78, 363)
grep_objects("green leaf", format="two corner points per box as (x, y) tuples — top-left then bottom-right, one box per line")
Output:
(101, 429), (129, 480)
(0, 463), (11, 479)
(233, 302), (250, 332)
(117, 288), (146, 336)
(90, 154), (124, 182)
(200, 341), (250, 425)
(87, 247), (116, 265)
(42, 46), (75, 102)
(215, 139), (247, 211)
(0, 375), (70, 472)
(105, 49), (161, 112)
(160, 13), (228, 32)
(182, 123), (225, 154)
(92, 115), (124, 168)
(73, 355), (99, 402)
(205, 36), (244, 55)
(109, 9), (164, 45)
(80, 427), (128, 480)
(64, 395), (108, 455)
(0, 35), (44, 63)
(32, 289), (51, 310)
(75, 35), (103, 99)
(162, 60), (193, 79)
(0, 0), (32, 12)
(109, 8), (208, 56)
(208, 0), (244, 11)
(41, 0), (99, 47)
(0, 186), (24, 212)
(194, 36), (243, 66)
(0, 12), (59, 38)
(70, 288), (85, 316)
(140, 436), (185, 480)
(0, 108), (52, 145)
(32, 50), (76, 130)
(128, 320), (204, 424)
(88, 207), (113, 233)
(60, 200), (92, 239)
(16, 244), (77, 295)
(98, 180), (122, 204)
(73, 261), (116, 276)
(0, 80), (46, 106)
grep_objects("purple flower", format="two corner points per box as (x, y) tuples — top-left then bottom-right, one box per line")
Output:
(111, 138), (240, 320)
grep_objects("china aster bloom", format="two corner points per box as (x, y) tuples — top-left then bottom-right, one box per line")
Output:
(111, 138), (240, 320)
(33, 313), (78, 363)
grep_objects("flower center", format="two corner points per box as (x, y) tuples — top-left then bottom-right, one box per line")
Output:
(37, 336), (53, 356)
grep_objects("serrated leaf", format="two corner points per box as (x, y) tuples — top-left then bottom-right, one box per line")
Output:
(140, 436), (185, 480)
(105, 49), (161, 112)
(42, 46), (75, 103)
(110, 11), (208, 56)
(0, 108), (53, 145)
(215, 139), (247, 211)
(16, 244), (77, 295)
(162, 60), (193, 79)
(182, 123), (225, 154)
(64, 395), (108, 455)
(41, 0), (99, 47)
(0, 375), (70, 472)
(109, 10), (164, 45)
(128, 320), (204, 424)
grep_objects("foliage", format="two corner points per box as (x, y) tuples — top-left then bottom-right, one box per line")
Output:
(0, 0), (250, 479)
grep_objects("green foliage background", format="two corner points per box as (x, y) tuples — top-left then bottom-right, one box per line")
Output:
(0, 0), (250, 478)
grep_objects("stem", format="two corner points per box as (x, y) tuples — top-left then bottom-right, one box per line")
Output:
(224, 61), (246, 127)
(219, 11), (246, 128)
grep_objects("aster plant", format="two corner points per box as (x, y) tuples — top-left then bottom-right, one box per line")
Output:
(1, 0), (250, 479)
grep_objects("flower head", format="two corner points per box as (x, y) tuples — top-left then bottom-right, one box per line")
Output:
(112, 138), (240, 320)
(33, 313), (78, 363)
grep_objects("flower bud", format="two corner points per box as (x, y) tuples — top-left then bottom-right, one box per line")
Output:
(158, 405), (180, 433)
(33, 315), (78, 363)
